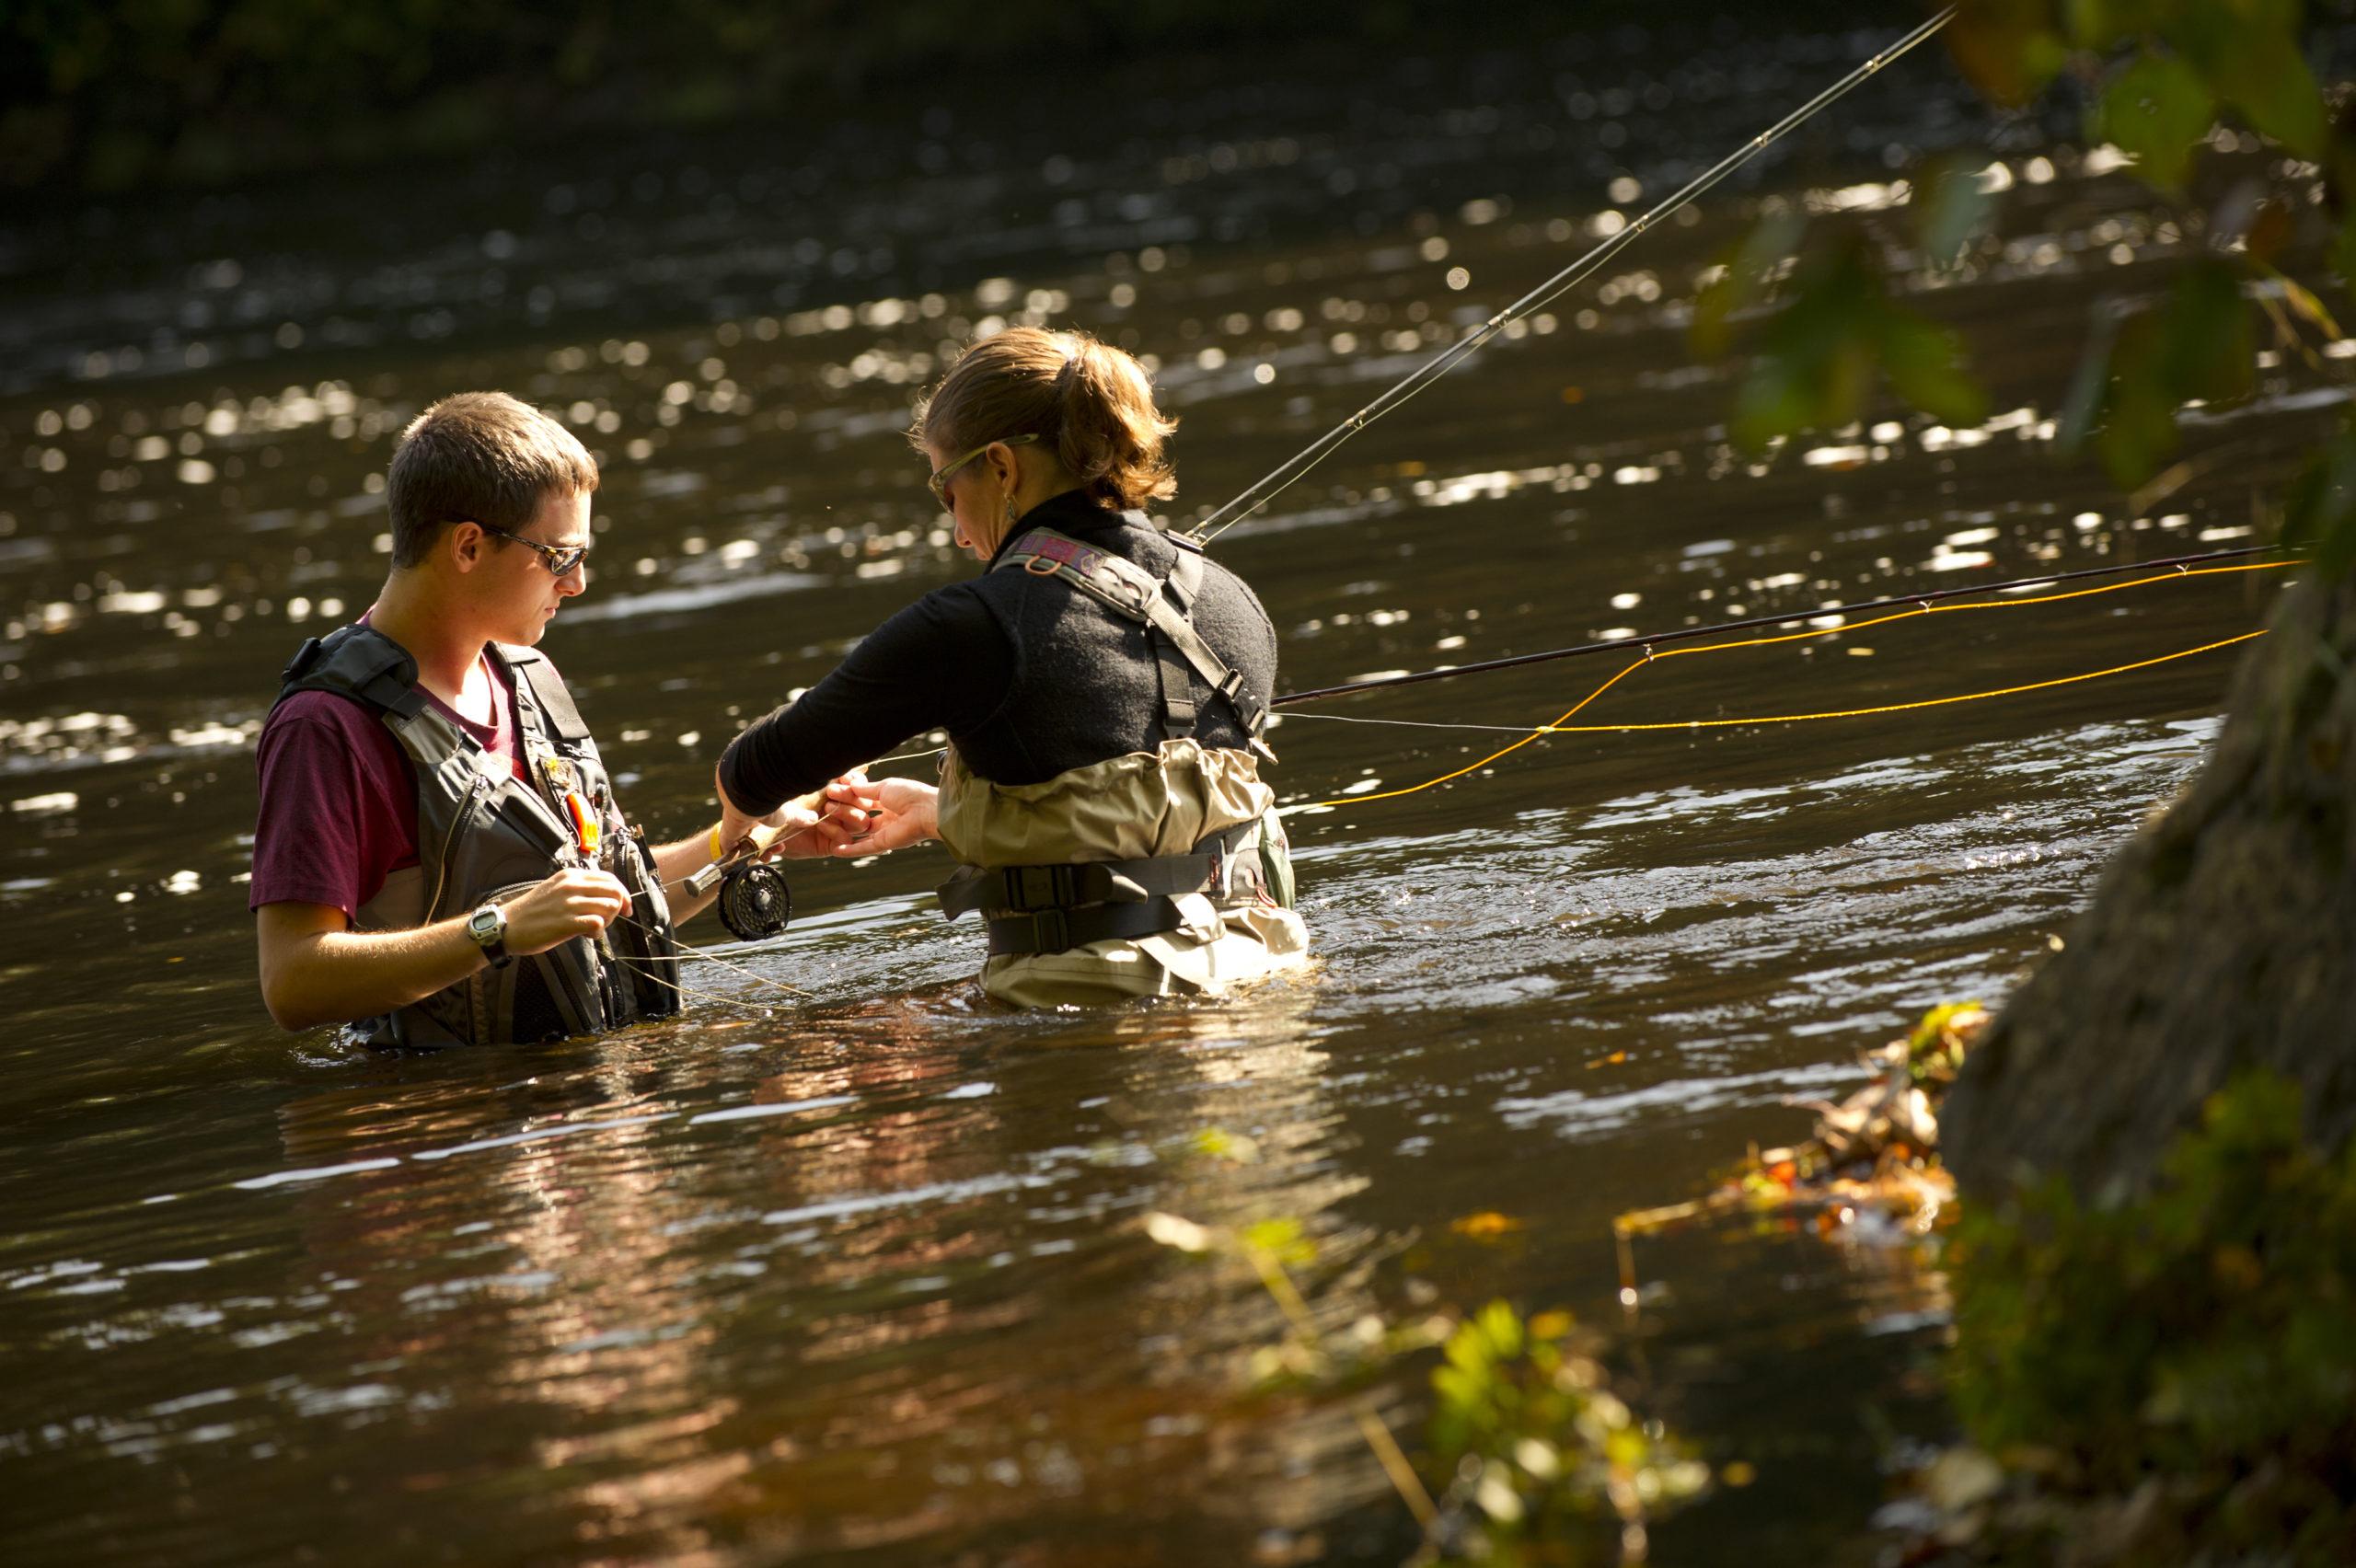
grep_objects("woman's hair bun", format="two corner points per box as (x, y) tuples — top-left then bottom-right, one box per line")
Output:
(911, 327), (1177, 511)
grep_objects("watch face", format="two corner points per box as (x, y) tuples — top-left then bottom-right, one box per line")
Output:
(469, 906), (502, 945)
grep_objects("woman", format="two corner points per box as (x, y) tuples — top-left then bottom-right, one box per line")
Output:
(715, 327), (1307, 1007)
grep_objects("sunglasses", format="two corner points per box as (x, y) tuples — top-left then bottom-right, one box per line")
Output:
(475, 523), (592, 576)
(927, 432), (1038, 513)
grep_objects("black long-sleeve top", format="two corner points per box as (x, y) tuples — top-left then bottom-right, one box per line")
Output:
(719, 490), (1281, 811)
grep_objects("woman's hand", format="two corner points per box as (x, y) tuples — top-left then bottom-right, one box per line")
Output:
(757, 787), (874, 859)
(820, 770), (938, 857)
(716, 764), (874, 861)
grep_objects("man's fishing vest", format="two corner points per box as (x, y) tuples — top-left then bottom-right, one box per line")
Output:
(933, 526), (1309, 1007)
(274, 625), (681, 1047)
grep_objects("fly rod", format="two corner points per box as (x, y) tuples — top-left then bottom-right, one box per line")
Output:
(1194, 5), (1959, 545)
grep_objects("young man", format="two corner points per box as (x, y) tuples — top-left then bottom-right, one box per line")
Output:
(251, 392), (849, 1046)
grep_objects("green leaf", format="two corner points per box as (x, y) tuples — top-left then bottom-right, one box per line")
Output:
(1914, 156), (1995, 270)
(2062, 0), (2137, 52)
(2332, 208), (2356, 295)
(2093, 50), (2217, 193)
(1239, 1216), (1316, 1267)
(1880, 310), (1991, 426)
(2282, 419), (2356, 577)
(2094, 321), (2184, 486)
(1689, 208), (1807, 359)
(1723, 233), (1987, 450)
(2155, 259), (2255, 404)
(1729, 352), (1815, 452)
(2055, 305), (2123, 457)
(2067, 261), (2256, 486)
(2173, 6), (2327, 156)
(1433, 1365), (1485, 1416)
(1948, 0), (2072, 107)
(1476, 1298), (1525, 1361)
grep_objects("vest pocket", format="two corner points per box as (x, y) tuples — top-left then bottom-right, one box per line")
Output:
(468, 881), (607, 1043)
(491, 787), (572, 857)
(1258, 808), (1298, 909)
(510, 943), (601, 1042)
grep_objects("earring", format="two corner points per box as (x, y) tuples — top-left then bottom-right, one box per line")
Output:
(1004, 491), (1021, 528)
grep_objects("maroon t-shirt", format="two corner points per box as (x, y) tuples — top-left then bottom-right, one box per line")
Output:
(249, 644), (532, 920)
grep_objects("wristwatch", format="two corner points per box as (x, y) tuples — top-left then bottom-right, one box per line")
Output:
(467, 902), (511, 967)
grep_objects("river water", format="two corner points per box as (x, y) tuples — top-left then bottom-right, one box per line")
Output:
(0, 18), (2338, 1566)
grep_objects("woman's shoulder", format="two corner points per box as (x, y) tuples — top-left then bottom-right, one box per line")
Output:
(878, 574), (999, 641)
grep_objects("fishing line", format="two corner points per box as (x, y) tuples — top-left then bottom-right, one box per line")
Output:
(1297, 559), (2295, 808)
(1193, 6), (1959, 544)
(611, 949), (788, 1013)
(1273, 543), (2292, 706)
(609, 911), (815, 1002)
(619, 743), (958, 1012)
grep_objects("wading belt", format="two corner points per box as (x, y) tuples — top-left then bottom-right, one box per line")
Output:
(991, 527), (1272, 751)
(938, 823), (1263, 956)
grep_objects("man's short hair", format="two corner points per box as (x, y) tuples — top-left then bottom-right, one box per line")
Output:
(387, 392), (599, 568)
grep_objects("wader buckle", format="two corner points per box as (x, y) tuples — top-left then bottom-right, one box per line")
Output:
(1016, 908), (1070, 952)
(1008, 864), (1078, 911)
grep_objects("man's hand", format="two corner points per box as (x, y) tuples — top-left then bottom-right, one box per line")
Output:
(822, 773), (937, 856)
(502, 866), (631, 954)
(256, 872), (627, 1034)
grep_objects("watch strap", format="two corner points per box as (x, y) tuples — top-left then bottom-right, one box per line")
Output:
(469, 903), (511, 967)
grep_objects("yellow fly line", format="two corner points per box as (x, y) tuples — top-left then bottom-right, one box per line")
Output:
(1305, 560), (2293, 809)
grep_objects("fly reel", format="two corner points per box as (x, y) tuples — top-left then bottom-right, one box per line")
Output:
(714, 859), (792, 941)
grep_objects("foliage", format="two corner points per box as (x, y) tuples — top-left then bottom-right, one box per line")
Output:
(1418, 1300), (1710, 1566)
(1905, 998), (1985, 1091)
(1946, 1073), (2356, 1550)
(1700, 0), (2356, 564)
(1144, 1184), (1710, 1563)
(1692, 214), (1985, 452)
(2283, 412), (2356, 580)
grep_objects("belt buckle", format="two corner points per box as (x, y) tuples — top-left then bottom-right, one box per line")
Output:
(1011, 865), (1062, 910)
(1012, 907), (1069, 953)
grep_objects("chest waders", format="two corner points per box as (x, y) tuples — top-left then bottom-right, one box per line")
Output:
(275, 625), (681, 1047)
(934, 526), (1300, 974)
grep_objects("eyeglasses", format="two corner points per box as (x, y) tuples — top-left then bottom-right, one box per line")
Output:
(474, 523), (592, 576)
(927, 432), (1038, 513)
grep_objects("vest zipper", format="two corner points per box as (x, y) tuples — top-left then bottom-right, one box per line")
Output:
(423, 771), (488, 921)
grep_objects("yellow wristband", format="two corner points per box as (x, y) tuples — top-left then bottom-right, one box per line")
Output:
(710, 824), (725, 862)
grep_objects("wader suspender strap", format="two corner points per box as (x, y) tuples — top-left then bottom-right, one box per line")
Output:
(497, 645), (594, 743)
(276, 630), (428, 721)
(963, 530), (1276, 956)
(993, 527), (1270, 744)
(1154, 548), (1202, 742)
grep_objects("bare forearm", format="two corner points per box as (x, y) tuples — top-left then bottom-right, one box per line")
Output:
(649, 828), (724, 926)
(264, 917), (485, 1032)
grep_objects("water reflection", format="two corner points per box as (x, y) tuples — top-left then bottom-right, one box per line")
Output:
(4, 986), (1393, 1560)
